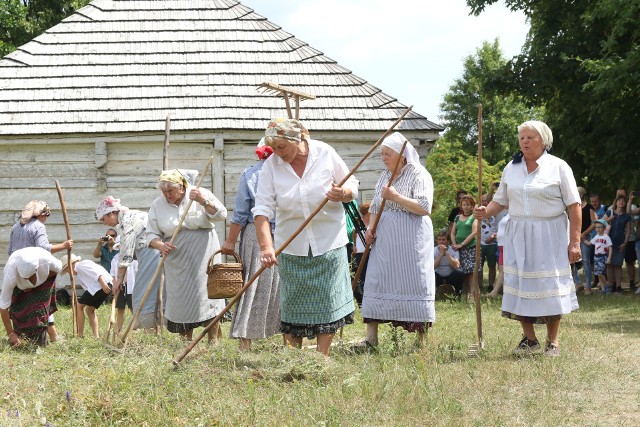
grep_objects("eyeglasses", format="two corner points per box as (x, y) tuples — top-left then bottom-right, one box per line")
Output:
(106, 234), (117, 238)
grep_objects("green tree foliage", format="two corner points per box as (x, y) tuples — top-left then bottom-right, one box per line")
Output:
(439, 40), (545, 166)
(1, 0), (90, 57)
(426, 137), (503, 233)
(466, 0), (640, 196)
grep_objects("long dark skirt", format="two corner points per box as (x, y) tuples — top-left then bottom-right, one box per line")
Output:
(10, 274), (58, 346)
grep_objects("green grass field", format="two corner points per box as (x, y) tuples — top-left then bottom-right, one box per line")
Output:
(1, 293), (639, 426)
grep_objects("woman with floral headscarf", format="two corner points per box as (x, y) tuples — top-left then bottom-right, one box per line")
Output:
(222, 139), (280, 351)
(146, 169), (227, 342)
(253, 118), (358, 356)
(360, 132), (435, 348)
(8, 200), (73, 343)
(95, 196), (163, 331)
(474, 121), (580, 357)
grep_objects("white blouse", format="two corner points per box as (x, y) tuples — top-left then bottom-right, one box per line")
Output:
(146, 184), (227, 243)
(74, 260), (112, 296)
(493, 152), (580, 218)
(0, 247), (61, 309)
(252, 139), (359, 256)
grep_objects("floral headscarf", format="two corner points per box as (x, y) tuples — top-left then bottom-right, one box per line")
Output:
(264, 118), (305, 145)
(20, 200), (50, 224)
(95, 196), (126, 220)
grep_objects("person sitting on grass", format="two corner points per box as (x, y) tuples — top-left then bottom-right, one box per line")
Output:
(0, 247), (62, 348)
(60, 254), (113, 338)
(434, 229), (463, 297)
(583, 219), (612, 295)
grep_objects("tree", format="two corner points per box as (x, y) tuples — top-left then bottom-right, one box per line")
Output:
(439, 40), (544, 166)
(466, 0), (640, 197)
(1, 0), (90, 57)
(426, 137), (503, 232)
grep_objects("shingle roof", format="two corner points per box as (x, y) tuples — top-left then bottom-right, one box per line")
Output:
(0, 0), (442, 135)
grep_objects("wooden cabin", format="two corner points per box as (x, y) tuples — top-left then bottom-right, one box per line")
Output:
(0, 0), (442, 284)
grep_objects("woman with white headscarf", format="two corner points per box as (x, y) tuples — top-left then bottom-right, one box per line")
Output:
(222, 139), (281, 351)
(0, 247), (62, 347)
(474, 121), (580, 357)
(253, 118), (358, 356)
(360, 132), (435, 348)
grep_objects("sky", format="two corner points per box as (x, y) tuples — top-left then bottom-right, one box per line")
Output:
(241, 0), (530, 124)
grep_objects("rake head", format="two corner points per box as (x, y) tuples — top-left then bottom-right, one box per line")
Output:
(467, 341), (485, 357)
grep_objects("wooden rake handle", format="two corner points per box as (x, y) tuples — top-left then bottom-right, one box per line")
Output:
(55, 180), (78, 338)
(471, 104), (484, 345)
(173, 107), (414, 366)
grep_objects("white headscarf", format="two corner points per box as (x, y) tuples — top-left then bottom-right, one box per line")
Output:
(518, 120), (553, 150)
(381, 132), (420, 165)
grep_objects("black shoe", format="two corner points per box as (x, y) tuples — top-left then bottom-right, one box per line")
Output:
(512, 336), (540, 355)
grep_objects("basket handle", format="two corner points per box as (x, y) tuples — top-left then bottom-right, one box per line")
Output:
(208, 249), (240, 274)
(213, 249), (240, 263)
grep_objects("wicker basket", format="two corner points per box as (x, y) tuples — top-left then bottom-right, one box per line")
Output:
(206, 249), (244, 299)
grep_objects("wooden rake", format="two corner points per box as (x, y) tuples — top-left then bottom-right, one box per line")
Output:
(258, 82), (316, 119)
(173, 107), (414, 367)
(468, 104), (485, 357)
(55, 180), (79, 338)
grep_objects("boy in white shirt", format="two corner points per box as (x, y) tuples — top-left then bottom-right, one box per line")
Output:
(61, 254), (113, 338)
(583, 219), (612, 295)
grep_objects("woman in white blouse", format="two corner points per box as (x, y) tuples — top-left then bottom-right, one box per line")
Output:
(474, 121), (581, 357)
(146, 169), (227, 342)
(253, 118), (358, 357)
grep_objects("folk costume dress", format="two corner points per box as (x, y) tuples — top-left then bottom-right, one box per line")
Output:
(96, 197), (164, 329)
(229, 159), (281, 340)
(253, 138), (358, 338)
(0, 247), (62, 345)
(493, 151), (580, 322)
(147, 180), (227, 333)
(8, 201), (60, 329)
(118, 209), (163, 328)
(361, 134), (436, 332)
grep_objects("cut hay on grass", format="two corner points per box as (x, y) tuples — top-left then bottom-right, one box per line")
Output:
(1, 294), (639, 426)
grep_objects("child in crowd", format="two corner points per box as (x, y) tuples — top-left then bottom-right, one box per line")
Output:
(61, 254), (113, 338)
(110, 249), (138, 334)
(479, 193), (498, 292)
(584, 219), (612, 295)
(352, 203), (370, 306)
(451, 195), (478, 299)
(434, 229), (463, 297)
(485, 213), (509, 298)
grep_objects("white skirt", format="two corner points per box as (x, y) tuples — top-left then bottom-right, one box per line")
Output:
(502, 214), (579, 317)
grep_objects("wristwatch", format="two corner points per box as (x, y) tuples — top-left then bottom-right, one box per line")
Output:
(202, 199), (210, 206)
